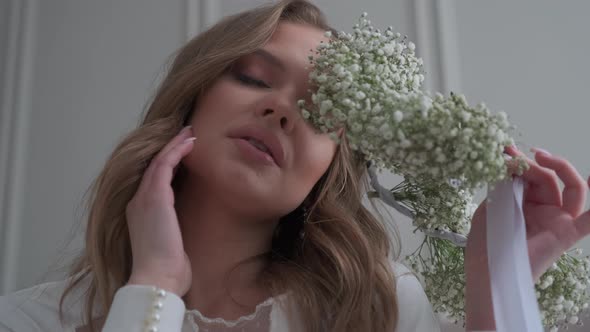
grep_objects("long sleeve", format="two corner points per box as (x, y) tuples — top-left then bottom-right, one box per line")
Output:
(102, 285), (185, 331)
(0, 279), (81, 332)
(0, 297), (47, 331)
(0, 280), (186, 332)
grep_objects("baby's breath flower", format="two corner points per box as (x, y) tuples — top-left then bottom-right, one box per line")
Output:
(302, 12), (589, 330)
(406, 238), (467, 322)
(534, 252), (590, 330)
(299, 13), (523, 192)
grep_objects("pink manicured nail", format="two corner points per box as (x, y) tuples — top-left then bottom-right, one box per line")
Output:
(504, 145), (519, 154)
(183, 137), (196, 143)
(530, 147), (551, 156)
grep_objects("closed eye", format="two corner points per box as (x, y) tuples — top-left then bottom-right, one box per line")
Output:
(234, 73), (271, 89)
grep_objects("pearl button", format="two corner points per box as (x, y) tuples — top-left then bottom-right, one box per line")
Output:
(144, 286), (166, 332)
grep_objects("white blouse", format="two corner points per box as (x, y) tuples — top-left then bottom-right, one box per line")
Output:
(0, 262), (494, 332)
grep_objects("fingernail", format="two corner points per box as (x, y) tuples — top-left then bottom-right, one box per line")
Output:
(504, 145), (519, 154)
(183, 137), (196, 143)
(530, 147), (551, 156)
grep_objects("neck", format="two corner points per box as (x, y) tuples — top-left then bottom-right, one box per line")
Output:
(175, 175), (278, 319)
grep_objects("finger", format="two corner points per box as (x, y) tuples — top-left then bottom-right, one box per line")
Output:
(505, 146), (561, 205)
(149, 137), (196, 191)
(574, 208), (590, 238)
(157, 126), (194, 158)
(576, 177), (590, 236)
(532, 148), (587, 217)
(141, 126), (194, 187)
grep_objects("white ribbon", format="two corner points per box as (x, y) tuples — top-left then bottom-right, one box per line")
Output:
(486, 178), (543, 332)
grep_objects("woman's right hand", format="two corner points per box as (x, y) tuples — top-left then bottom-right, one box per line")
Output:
(125, 126), (196, 296)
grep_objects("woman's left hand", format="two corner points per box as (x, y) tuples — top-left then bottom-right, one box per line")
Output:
(465, 146), (590, 329)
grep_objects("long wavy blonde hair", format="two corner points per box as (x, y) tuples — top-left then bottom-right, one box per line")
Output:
(59, 1), (400, 331)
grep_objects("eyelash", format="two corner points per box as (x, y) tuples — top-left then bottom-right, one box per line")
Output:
(235, 73), (271, 89)
(233, 71), (322, 133)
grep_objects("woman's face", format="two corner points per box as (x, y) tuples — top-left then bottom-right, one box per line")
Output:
(183, 22), (337, 221)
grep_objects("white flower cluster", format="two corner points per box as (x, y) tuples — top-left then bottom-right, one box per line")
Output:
(406, 238), (466, 324)
(391, 179), (475, 235)
(302, 13), (590, 329)
(300, 13), (519, 193)
(408, 244), (590, 328)
(536, 250), (590, 331)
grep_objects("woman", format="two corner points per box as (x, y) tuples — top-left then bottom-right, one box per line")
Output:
(1, 1), (588, 331)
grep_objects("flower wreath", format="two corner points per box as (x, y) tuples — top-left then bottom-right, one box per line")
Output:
(297, 13), (590, 330)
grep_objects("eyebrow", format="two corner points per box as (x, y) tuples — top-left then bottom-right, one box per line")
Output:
(252, 49), (286, 72)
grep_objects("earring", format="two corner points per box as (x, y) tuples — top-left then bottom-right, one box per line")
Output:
(299, 205), (309, 240)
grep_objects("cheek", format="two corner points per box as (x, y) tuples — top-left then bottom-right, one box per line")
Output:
(190, 85), (229, 124)
(293, 140), (337, 185)
(187, 81), (247, 141)
(189, 77), (250, 122)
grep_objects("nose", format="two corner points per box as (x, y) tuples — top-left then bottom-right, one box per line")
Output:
(259, 95), (297, 133)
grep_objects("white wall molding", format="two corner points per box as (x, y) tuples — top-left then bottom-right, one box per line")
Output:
(411, 0), (461, 94)
(412, 0), (438, 93)
(0, 0), (38, 294)
(185, 0), (221, 41)
(434, 0), (462, 94)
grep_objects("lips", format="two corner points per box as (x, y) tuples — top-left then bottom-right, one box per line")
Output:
(228, 125), (285, 167)
(244, 137), (272, 155)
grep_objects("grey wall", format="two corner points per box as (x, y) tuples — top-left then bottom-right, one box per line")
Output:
(0, 1), (10, 84)
(1, 1), (589, 331)
(0, 0), (185, 290)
